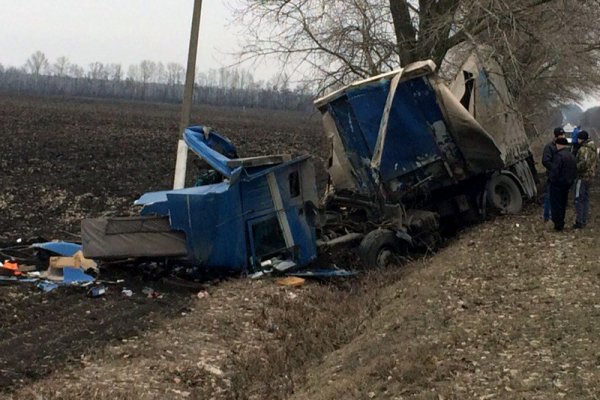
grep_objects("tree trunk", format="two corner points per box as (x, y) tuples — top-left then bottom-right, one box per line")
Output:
(389, 0), (417, 66)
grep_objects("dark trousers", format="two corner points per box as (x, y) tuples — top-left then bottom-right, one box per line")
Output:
(575, 179), (591, 226)
(550, 183), (570, 230)
(543, 183), (551, 221)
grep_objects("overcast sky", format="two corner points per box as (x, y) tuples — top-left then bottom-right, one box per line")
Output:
(0, 0), (279, 79)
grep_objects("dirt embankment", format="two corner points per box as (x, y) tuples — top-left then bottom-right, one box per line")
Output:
(8, 196), (600, 400)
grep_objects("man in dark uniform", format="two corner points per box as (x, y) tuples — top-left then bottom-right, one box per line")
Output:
(573, 130), (597, 228)
(549, 137), (577, 231)
(541, 127), (566, 221)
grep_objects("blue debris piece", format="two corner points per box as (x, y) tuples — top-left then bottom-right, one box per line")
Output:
(183, 126), (238, 178)
(37, 281), (59, 292)
(0, 276), (37, 283)
(31, 241), (82, 257)
(87, 285), (107, 298)
(289, 268), (357, 278)
(62, 267), (95, 283)
(130, 125), (319, 273)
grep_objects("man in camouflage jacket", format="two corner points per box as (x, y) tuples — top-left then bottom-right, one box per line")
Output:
(574, 130), (597, 228)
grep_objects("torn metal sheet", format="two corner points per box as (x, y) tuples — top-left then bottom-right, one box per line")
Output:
(322, 111), (359, 192)
(32, 241), (81, 257)
(183, 126), (238, 178)
(433, 81), (504, 173)
(62, 267), (95, 283)
(37, 281), (59, 292)
(449, 50), (532, 167)
(289, 269), (357, 278)
(82, 216), (188, 259)
(314, 61), (436, 108)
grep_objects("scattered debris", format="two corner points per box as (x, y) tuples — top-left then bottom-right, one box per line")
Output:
(1, 260), (21, 276)
(197, 360), (225, 377)
(286, 292), (298, 300)
(275, 276), (306, 287)
(87, 285), (107, 298)
(273, 259), (297, 272)
(249, 270), (271, 279)
(18, 264), (37, 273)
(142, 287), (162, 298)
(48, 250), (98, 274)
(290, 268), (357, 279)
(31, 241), (82, 257)
(63, 267), (95, 284)
(196, 290), (209, 299)
(37, 281), (59, 293)
(121, 288), (133, 297)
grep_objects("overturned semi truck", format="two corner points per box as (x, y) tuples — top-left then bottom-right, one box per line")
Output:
(81, 54), (537, 271)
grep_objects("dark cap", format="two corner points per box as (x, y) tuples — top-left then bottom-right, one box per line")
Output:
(578, 130), (589, 140)
(555, 137), (569, 145)
(554, 127), (566, 137)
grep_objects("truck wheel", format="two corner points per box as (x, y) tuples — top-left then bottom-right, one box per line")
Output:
(486, 174), (523, 214)
(358, 229), (401, 269)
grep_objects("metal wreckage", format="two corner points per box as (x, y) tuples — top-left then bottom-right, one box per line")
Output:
(79, 52), (538, 274)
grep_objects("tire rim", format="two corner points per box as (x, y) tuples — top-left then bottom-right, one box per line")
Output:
(495, 185), (511, 209)
(377, 248), (394, 268)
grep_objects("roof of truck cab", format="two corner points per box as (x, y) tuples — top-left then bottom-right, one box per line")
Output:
(313, 60), (437, 109)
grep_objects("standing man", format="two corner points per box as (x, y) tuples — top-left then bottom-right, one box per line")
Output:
(542, 127), (566, 222)
(549, 137), (577, 231)
(574, 130), (597, 229)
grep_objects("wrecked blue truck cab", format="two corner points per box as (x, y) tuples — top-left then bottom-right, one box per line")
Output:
(314, 58), (537, 267)
(82, 126), (318, 272)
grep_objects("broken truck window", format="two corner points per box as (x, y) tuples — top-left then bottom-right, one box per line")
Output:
(251, 216), (287, 260)
(289, 170), (301, 198)
(460, 71), (474, 110)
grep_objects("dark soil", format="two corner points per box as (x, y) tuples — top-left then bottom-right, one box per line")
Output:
(0, 276), (193, 390)
(0, 93), (325, 394)
(0, 94), (326, 240)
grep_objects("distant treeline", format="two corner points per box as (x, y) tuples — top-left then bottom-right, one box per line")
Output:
(0, 51), (314, 111)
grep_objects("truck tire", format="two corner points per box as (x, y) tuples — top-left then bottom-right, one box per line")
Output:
(486, 174), (523, 214)
(358, 229), (401, 269)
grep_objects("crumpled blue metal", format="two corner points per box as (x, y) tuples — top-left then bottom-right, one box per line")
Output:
(134, 126), (318, 273)
(31, 241), (82, 257)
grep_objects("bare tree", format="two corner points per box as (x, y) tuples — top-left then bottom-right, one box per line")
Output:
(68, 64), (85, 78)
(88, 62), (108, 80)
(156, 62), (167, 84)
(127, 64), (140, 81)
(235, 0), (600, 108)
(139, 60), (157, 84)
(107, 63), (122, 82)
(24, 50), (49, 76)
(167, 62), (185, 85)
(52, 56), (70, 77)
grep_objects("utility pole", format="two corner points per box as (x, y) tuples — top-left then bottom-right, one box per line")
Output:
(174, 0), (203, 189)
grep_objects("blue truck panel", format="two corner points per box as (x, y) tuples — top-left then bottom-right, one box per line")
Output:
(124, 126), (319, 272)
(166, 186), (247, 270)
